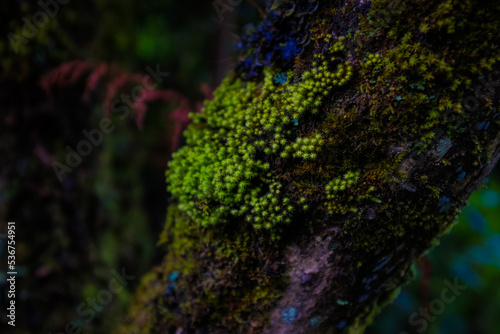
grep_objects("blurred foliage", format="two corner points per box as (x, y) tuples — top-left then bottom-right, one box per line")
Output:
(0, 0), (264, 333)
(0, 0), (261, 333)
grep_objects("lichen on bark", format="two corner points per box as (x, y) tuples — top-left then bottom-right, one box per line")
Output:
(116, 0), (500, 333)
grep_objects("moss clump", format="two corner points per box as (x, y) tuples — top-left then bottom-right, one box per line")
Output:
(166, 40), (353, 237)
(324, 170), (380, 215)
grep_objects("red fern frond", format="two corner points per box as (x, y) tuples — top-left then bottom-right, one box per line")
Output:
(40, 60), (91, 103)
(40, 60), (212, 153)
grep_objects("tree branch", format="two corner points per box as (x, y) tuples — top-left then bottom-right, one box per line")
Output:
(116, 0), (500, 333)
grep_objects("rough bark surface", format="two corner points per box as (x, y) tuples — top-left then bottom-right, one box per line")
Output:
(116, 1), (500, 333)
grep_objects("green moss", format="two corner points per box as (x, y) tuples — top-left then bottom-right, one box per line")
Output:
(123, 1), (500, 332)
(166, 0), (500, 278)
(166, 42), (353, 238)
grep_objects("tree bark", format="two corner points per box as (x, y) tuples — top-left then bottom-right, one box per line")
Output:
(116, 0), (500, 333)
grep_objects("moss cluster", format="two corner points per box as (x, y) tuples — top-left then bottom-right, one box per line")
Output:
(284, 134), (324, 160)
(166, 39), (353, 236)
(325, 170), (360, 196)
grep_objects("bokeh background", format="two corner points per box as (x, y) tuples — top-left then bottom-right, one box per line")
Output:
(0, 1), (498, 333)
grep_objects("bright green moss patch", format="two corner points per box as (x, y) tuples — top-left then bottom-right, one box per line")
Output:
(166, 41), (353, 237)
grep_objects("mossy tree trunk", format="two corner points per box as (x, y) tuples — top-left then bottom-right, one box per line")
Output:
(116, 0), (500, 333)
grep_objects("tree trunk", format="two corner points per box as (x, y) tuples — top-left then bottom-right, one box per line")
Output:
(116, 0), (500, 333)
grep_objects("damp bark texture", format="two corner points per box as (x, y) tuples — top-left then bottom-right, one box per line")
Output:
(116, 1), (500, 333)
